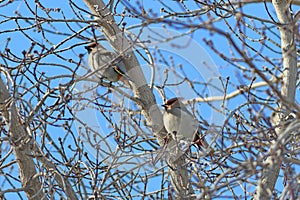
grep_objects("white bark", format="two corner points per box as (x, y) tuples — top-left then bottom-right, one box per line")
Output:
(254, 0), (297, 199)
(0, 78), (45, 199)
(0, 78), (78, 199)
(83, 0), (194, 198)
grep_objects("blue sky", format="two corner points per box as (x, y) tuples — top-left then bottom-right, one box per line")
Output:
(0, 0), (299, 199)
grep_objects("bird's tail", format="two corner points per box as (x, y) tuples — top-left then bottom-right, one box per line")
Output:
(193, 131), (214, 157)
(113, 66), (131, 86)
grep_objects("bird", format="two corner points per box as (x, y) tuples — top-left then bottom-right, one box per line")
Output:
(85, 42), (130, 85)
(162, 97), (209, 151)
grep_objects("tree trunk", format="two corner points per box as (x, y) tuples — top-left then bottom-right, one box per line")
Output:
(83, 0), (194, 198)
(254, 0), (297, 199)
(0, 78), (45, 200)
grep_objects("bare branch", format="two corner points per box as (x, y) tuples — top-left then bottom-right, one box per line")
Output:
(0, 78), (45, 199)
(255, 0), (298, 199)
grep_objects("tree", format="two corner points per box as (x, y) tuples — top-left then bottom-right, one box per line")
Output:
(0, 0), (299, 199)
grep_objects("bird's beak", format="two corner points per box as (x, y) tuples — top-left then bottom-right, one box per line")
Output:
(84, 45), (92, 53)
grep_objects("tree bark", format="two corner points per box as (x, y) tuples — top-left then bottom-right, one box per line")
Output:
(254, 0), (297, 199)
(83, 0), (194, 198)
(0, 78), (45, 200)
(0, 78), (78, 199)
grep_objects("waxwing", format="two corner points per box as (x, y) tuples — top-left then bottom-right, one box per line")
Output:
(162, 97), (209, 150)
(85, 42), (130, 84)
